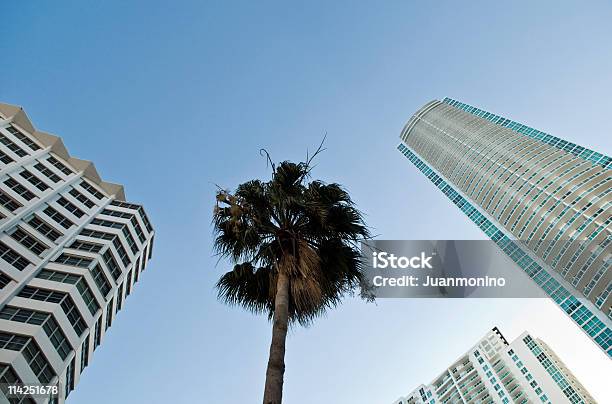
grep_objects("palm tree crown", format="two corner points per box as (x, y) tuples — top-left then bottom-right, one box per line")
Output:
(213, 159), (372, 325)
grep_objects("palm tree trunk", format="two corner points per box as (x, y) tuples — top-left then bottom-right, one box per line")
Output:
(263, 271), (290, 404)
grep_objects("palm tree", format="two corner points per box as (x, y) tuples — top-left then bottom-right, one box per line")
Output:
(213, 149), (371, 404)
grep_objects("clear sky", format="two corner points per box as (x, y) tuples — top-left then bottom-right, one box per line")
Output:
(2, 1), (611, 403)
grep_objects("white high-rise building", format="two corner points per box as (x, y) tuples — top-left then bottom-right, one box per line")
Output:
(0, 103), (155, 403)
(393, 327), (596, 404)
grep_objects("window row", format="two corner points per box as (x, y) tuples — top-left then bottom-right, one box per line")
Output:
(0, 271), (11, 288)
(0, 364), (37, 404)
(101, 208), (146, 243)
(0, 149), (14, 165)
(18, 286), (87, 336)
(0, 178), (104, 228)
(0, 306), (72, 360)
(5, 125), (41, 151)
(52, 251), (112, 297)
(68, 239), (103, 253)
(80, 228), (130, 267)
(57, 197), (84, 218)
(36, 269), (100, 315)
(91, 218), (139, 254)
(0, 241), (31, 271)
(9, 226), (49, 256)
(4, 177), (35, 201)
(27, 215), (62, 242)
(0, 188), (23, 212)
(80, 181), (105, 200)
(110, 199), (153, 232)
(0, 133), (28, 157)
(0, 125), (78, 180)
(0, 332), (55, 384)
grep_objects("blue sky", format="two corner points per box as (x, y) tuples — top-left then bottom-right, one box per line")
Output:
(2, 1), (611, 403)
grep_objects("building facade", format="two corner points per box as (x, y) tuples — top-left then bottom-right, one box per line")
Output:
(397, 98), (611, 356)
(0, 103), (155, 403)
(393, 327), (597, 404)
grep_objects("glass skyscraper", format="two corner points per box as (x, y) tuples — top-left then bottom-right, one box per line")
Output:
(398, 98), (611, 357)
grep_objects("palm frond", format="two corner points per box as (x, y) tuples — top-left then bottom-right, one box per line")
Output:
(216, 263), (274, 315)
(212, 151), (372, 325)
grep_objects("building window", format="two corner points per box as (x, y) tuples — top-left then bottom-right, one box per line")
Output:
(10, 227), (49, 256)
(43, 206), (74, 229)
(80, 181), (105, 200)
(110, 200), (140, 210)
(68, 239), (103, 253)
(36, 269), (100, 315)
(126, 270), (133, 297)
(4, 178), (35, 200)
(91, 217), (120, 230)
(101, 209), (146, 243)
(80, 228), (114, 241)
(80, 335), (90, 372)
(56, 196), (84, 218)
(6, 125), (41, 151)
(54, 253), (93, 268)
(18, 286), (87, 336)
(0, 332), (56, 384)
(0, 364), (37, 403)
(69, 188), (95, 208)
(105, 298), (114, 330)
(0, 272), (11, 289)
(110, 200), (153, 232)
(0, 306), (48, 325)
(0, 189), (23, 212)
(47, 156), (73, 175)
(23, 339), (56, 384)
(0, 149), (14, 164)
(0, 241), (31, 270)
(102, 249), (122, 280)
(0, 133), (28, 157)
(80, 228), (131, 266)
(65, 357), (75, 398)
(81, 335), (89, 373)
(148, 235), (154, 260)
(93, 316), (102, 348)
(116, 283), (124, 312)
(26, 215), (62, 242)
(134, 257), (141, 283)
(42, 316), (72, 360)
(19, 169), (50, 191)
(92, 218), (138, 254)
(89, 264), (112, 296)
(34, 162), (61, 183)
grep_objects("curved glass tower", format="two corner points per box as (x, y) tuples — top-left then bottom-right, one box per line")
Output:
(398, 98), (611, 357)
